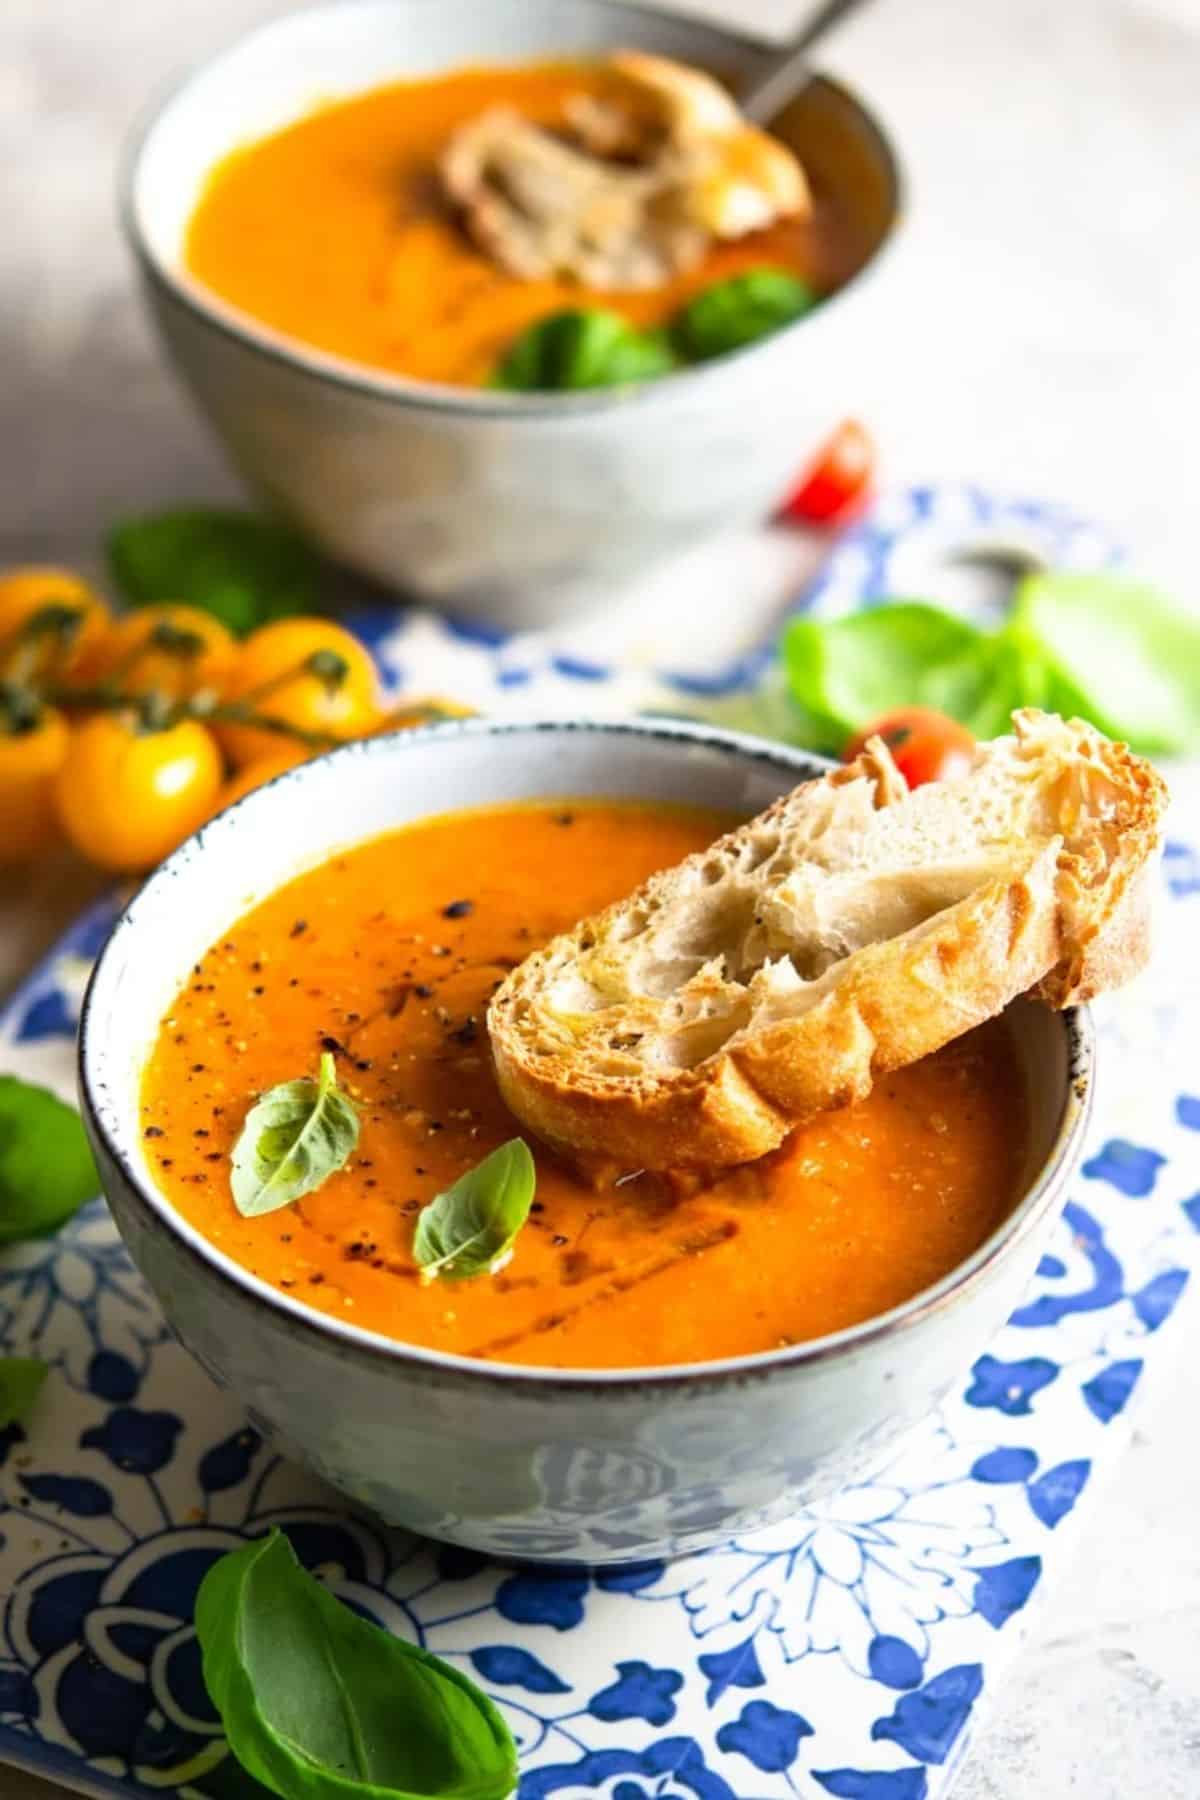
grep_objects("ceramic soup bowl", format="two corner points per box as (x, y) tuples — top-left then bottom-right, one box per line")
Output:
(121, 0), (901, 629)
(79, 721), (1092, 1565)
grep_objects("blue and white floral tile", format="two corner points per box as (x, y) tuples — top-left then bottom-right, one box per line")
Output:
(0, 487), (1196, 1800)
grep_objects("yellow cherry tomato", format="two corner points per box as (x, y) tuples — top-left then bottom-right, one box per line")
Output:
(215, 618), (380, 767)
(88, 604), (237, 701)
(55, 712), (223, 873)
(0, 567), (110, 685)
(205, 744), (311, 820)
(0, 705), (71, 861)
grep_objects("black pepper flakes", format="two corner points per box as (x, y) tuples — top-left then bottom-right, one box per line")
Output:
(143, 1126), (164, 1140)
(290, 919), (308, 937)
(441, 899), (473, 919)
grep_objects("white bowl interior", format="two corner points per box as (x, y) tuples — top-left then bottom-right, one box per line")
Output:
(132, 0), (767, 271)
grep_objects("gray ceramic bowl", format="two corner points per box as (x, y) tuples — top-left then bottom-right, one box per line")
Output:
(121, 0), (901, 629)
(78, 721), (1092, 1565)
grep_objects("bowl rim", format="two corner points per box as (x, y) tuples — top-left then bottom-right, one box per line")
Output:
(117, 0), (905, 418)
(78, 716), (1095, 1396)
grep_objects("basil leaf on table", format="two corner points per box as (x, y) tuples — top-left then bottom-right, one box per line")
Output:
(196, 1529), (517, 1800)
(0, 1075), (98, 1244)
(1013, 571), (1200, 753)
(492, 309), (677, 391)
(673, 269), (817, 362)
(108, 508), (320, 635)
(413, 1139), (535, 1282)
(0, 1357), (49, 1429)
(781, 603), (1026, 746)
(231, 1053), (359, 1218)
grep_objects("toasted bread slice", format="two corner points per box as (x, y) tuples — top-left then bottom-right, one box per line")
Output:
(489, 711), (1166, 1171)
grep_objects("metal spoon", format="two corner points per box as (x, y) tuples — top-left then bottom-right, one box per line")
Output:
(739, 0), (876, 124)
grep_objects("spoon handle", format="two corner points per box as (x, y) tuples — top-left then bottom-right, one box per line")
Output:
(739, 0), (875, 123)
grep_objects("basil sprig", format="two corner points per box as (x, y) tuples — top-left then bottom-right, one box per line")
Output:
(673, 269), (817, 362)
(196, 1529), (517, 1800)
(107, 507), (320, 635)
(492, 309), (677, 392)
(0, 1357), (49, 1430)
(413, 1139), (535, 1282)
(781, 573), (1200, 756)
(492, 266), (817, 392)
(0, 1075), (98, 1244)
(231, 1053), (359, 1218)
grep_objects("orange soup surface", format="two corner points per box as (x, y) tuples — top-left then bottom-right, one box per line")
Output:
(141, 801), (1028, 1369)
(185, 61), (869, 387)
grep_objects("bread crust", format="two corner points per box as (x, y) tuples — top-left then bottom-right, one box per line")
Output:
(489, 712), (1166, 1170)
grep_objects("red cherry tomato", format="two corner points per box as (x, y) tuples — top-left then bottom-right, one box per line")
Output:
(844, 708), (976, 788)
(779, 420), (876, 526)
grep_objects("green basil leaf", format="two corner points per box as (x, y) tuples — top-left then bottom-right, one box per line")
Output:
(196, 1529), (517, 1800)
(673, 268), (817, 361)
(0, 1357), (48, 1429)
(781, 603), (999, 744)
(107, 508), (320, 635)
(413, 1139), (535, 1282)
(1012, 571), (1200, 753)
(492, 310), (677, 391)
(231, 1054), (359, 1218)
(0, 1075), (98, 1244)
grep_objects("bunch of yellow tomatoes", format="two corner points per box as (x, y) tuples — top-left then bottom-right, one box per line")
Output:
(0, 565), (422, 875)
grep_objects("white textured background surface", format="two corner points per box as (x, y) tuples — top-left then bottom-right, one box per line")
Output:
(4, 1), (1200, 1795)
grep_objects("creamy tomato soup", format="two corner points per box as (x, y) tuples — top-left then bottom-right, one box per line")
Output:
(141, 800), (1027, 1369)
(185, 62), (871, 388)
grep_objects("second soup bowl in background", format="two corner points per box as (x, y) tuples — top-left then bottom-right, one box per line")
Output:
(121, 0), (902, 630)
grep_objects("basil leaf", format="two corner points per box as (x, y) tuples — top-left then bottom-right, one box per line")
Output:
(0, 1357), (48, 1429)
(674, 269), (817, 361)
(413, 1139), (535, 1282)
(231, 1053), (359, 1218)
(1013, 571), (1200, 753)
(779, 576), (1200, 756)
(492, 310), (677, 391)
(781, 603), (1004, 746)
(196, 1529), (517, 1800)
(107, 508), (320, 635)
(0, 1075), (98, 1244)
